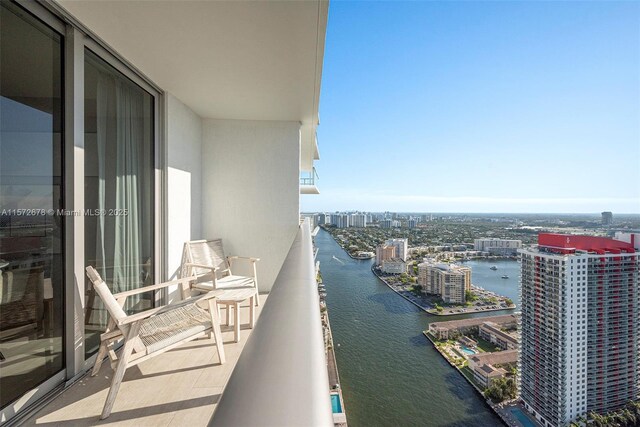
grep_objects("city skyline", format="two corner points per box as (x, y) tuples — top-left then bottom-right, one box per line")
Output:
(302, 1), (640, 214)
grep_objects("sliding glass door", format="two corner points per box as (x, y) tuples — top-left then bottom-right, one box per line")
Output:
(0, 1), (65, 408)
(83, 50), (155, 358)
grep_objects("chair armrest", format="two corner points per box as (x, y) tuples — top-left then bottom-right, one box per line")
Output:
(117, 290), (221, 326)
(112, 276), (197, 299)
(227, 256), (260, 263)
(185, 263), (220, 272)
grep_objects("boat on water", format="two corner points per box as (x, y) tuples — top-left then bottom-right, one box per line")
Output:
(353, 251), (374, 260)
(501, 275), (509, 279)
(490, 266), (498, 270)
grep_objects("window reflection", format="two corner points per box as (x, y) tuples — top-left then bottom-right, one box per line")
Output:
(0, 2), (64, 408)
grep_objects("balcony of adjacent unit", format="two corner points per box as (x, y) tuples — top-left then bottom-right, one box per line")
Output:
(21, 220), (335, 426)
(301, 166), (320, 195)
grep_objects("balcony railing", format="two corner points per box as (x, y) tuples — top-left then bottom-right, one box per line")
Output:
(300, 167), (319, 186)
(211, 219), (333, 426)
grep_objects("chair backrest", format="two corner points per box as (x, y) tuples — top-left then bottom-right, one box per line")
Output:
(180, 239), (229, 279)
(86, 266), (127, 324)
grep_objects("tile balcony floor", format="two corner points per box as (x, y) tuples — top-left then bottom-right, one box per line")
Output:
(23, 295), (266, 426)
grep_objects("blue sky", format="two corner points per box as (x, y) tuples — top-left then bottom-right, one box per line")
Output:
(301, 1), (640, 214)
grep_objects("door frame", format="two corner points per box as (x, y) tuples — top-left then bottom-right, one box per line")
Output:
(0, 0), (166, 423)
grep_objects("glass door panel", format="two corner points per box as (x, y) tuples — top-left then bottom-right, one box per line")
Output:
(0, 2), (65, 408)
(83, 49), (154, 358)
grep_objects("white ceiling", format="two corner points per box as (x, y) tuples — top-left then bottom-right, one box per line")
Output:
(57, 0), (328, 124)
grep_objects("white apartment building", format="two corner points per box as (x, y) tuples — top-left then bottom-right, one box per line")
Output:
(381, 259), (407, 274)
(418, 261), (471, 304)
(350, 213), (367, 228)
(335, 214), (350, 228)
(474, 238), (522, 256)
(385, 238), (408, 262)
(519, 233), (640, 427)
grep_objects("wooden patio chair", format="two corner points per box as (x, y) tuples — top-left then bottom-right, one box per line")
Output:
(180, 239), (260, 306)
(85, 266), (226, 419)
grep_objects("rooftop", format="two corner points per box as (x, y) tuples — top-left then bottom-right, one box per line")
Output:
(430, 314), (518, 331)
(537, 233), (636, 254)
(469, 349), (518, 366)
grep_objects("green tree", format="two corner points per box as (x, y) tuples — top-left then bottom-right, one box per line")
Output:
(465, 290), (478, 302)
(484, 377), (516, 404)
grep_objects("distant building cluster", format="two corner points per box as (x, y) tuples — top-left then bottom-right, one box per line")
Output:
(418, 261), (471, 304)
(473, 238), (521, 256)
(380, 219), (401, 229)
(315, 212), (370, 228)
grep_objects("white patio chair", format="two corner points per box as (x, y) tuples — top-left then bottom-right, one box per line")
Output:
(85, 266), (226, 419)
(180, 239), (260, 306)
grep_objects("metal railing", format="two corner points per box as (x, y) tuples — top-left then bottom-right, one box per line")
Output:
(210, 219), (333, 426)
(300, 167), (319, 186)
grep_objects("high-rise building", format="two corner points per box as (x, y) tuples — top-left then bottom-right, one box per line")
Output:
(335, 214), (349, 228)
(418, 261), (471, 304)
(385, 238), (408, 261)
(519, 233), (640, 427)
(601, 211), (613, 225)
(408, 219), (418, 229)
(375, 244), (396, 266)
(350, 213), (367, 228)
(381, 219), (392, 229)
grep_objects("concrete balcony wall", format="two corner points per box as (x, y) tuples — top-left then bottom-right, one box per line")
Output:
(166, 93), (203, 299)
(201, 119), (301, 292)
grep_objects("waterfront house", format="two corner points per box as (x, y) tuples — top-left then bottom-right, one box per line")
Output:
(427, 314), (518, 340)
(478, 322), (518, 350)
(0, 0), (330, 424)
(468, 349), (518, 388)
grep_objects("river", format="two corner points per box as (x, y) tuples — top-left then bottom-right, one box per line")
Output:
(317, 228), (518, 427)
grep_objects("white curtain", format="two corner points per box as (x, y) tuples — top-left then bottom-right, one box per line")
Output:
(94, 74), (110, 280)
(93, 72), (143, 313)
(112, 80), (142, 306)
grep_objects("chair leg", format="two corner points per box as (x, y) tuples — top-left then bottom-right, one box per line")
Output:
(254, 288), (260, 306)
(225, 302), (231, 326)
(92, 318), (116, 376)
(233, 302), (241, 343)
(101, 322), (140, 419)
(92, 341), (109, 377)
(249, 296), (255, 329)
(208, 298), (226, 364)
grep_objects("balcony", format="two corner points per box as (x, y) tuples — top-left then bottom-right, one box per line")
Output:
(300, 167), (320, 195)
(21, 220), (333, 426)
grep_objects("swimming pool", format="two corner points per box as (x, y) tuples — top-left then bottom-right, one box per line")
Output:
(331, 394), (343, 413)
(510, 408), (536, 427)
(460, 345), (477, 355)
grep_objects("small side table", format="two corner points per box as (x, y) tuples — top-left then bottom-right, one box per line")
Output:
(217, 288), (256, 343)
